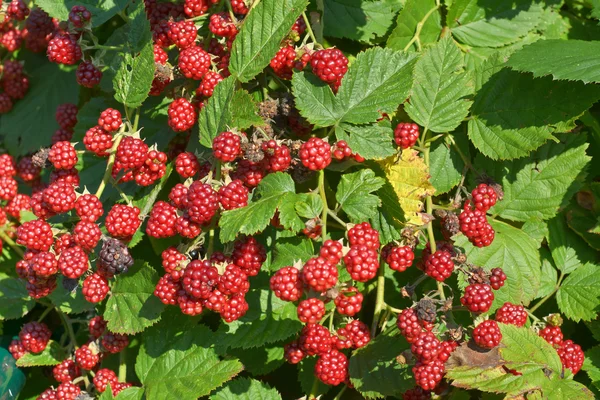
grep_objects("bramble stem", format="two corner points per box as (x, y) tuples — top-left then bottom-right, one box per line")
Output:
(327, 209), (346, 228)
(302, 12), (318, 45)
(58, 310), (77, 351)
(308, 378), (319, 399)
(403, 3), (440, 52)
(530, 272), (564, 313)
(119, 348), (127, 381)
(95, 133), (124, 199)
(333, 385), (347, 400)
(37, 306), (54, 323)
(318, 169), (328, 241)
(0, 230), (24, 257)
(371, 254), (386, 336)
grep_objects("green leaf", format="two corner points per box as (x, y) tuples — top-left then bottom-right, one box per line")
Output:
(136, 312), (242, 400)
(126, 0), (152, 53)
(556, 263), (600, 322)
(48, 276), (94, 315)
(522, 218), (548, 248)
(500, 324), (562, 372)
(537, 249), (558, 299)
(454, 220), (541, 312)
(113, 41), (155, 109)
(584, 345), (600, 388)
(547, 215), (597, 274)
(270, 237), (314, 271)
(323, 0), (402, 43)
(227, 344), (285, 376)
(219, 173), (298, 242)
(230, 0), (309, 82)
(429, 133), (468, 194)
(405, 37), (473, 133)
(16, 341), (66, 367)
(104, 262), (165, 334)
(115, 388), (144, 400)
(475, 135), (591, 221)
(34, 0), (129, 27)
(447, 0), (543, 48)
(387, 0), (442, 52)
(508, 40), (600, 84)
(336, 169), (385, 222)
(298, 357), (329, 396)
(0, 273), (35, 320)
(295, 193), (323, 220)
(210, 378), (282, 400)
(229, 90), (264, 130)
(291, 72), (341, 128)
(349, 333), (413, 398)
(336, 124), (396, 160)
(468, 53), (600, 160)
(215, 288), (302, 350)
(199, 77), (237, 148)
(336, 47), (418, 124)
(0, 60), (78, 157)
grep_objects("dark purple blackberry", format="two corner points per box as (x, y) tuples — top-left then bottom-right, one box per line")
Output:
(98, 237), (134, 276)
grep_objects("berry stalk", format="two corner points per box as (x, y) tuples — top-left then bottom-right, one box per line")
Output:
(318, 169), (327, 241)
(95, 132), (124, 199)
(0, 229), (24, 257)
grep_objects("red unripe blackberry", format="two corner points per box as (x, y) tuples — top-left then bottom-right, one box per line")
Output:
(0, 93), (12, 113)
(0, 176), (17, 200)
(218, 264), (250, 295)
(2, 61), (24, 81)
(168, 98), (197, 132)
(299, 137), (331, 171)
(178, 45), (211, 80)
(75, 344), (99, 369)
(170, 184), (190, 210)
(146, 201), (177, 238)
(175, 151), (200, 178)
(336, 320), (370, 349)
(101, 331), (129, 353)
(394, 123), (420, 149)
(310, 49), (348, 86)
(17, 220), (53, 251)
(320, 240), (343, 265)
(209, 12), (238, 38)
(471, 183), (498, 213)
(26, 276), (57, 299)
(459, 207), (495, 247)
(69, 5), (91, 28)
(82, 273), (109, 303)
(177, 289), (204, 315)
(98, 108), (122, 132)
(167, 19), (197, 49)
(88, 315), (107, 338)
(218, 179), (249, 210)
(489, 268), (507, 290)
(334, 286), (363, 316)
(155, 274), (180, 305)
(411, 332), (441, 362)
(413, 359), (445, 391)
(56, 382), (81, 399)
(76, 60), (102, 88)
(5, 193), (31, 220)
(19, 321), (51, 353)
(203, 289), (227, 312)
(213, 131), (242, 162)
(343, 245), (379, 282)
(386, 245), (414, 272)
(424, 250), (454, 282)
(161, 247), (188, 281)
(495, 302), (527, 326)
(539, 325), (563, 347)
(58, 245), (89, 279)
(17, 156), (41, 182)
(74, 194), (103, 222)
(284, 341), (305, 364)
(42, 182), (75, 214)
(232, 236), (266, 276)
(47, 33), (82, 65)
(31, 251), (58, 278)
(54, 104), (78, 129)
(332, 140), (353, 161)
(93, 368), (118, 393)
(152, 19), (172, 47)
(299, 323), (333, 355)
(49, 168), (80, 187)
(197, 71), (223, 97)
(187, 181), (219, 224)
(7, 0), (29, 21)
(348, 222), (380, 250)
(231, 159), (265, 188)
(297, 298), (326, 323)
(0, 154), (16, 177)
(262, 140), (292, 172)
(182, 259), (218, 299)
(0, 28), (23, 52)
(402, 387), (432, 400)
(460, 284), (494, 313)
(115, 137), (148, 173)
(438, 340), (458, 362)
(230, 0), (248, 14)
(105, 204), (141, 240)
(397, 308), (426, 343)
(315, 350), (348, 386)
(53, 358), (80, 383)
(220, 293), (249, 322)
(49, 141), (78, 170)
(557, 340), (584, 374)
(184, 0), (209, 17)
(37, 388), (58, 399)
(270, 266), (304, 302)
(473, 320), (501, 349)
(175, 214), (202, 239)
(301, 256), (338, 292)
(270, 46), (298, 79)
(51, 128), (73, 144)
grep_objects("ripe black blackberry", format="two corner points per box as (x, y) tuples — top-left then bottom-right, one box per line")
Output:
(98, 237), (134, 277)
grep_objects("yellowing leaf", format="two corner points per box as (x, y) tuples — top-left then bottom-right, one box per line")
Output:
(377, 150), (435, 225)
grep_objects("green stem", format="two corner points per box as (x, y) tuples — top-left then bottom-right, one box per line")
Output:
(371, 255), (386, 336)
(386, 304), (403, 314)
(308, 378), (319, 399)
(119, 348), (127, 382)
(132, 107), (141, 131)
(530, 273), (565, 313)
(302, 12), (318, 45)
(0, 230), (24, 257)
(58, 310), (77, 350)
(446, 134), (474, 171)
(37, 306), (54, 323)
(403, 4), (440, 52)
(327, 209), (346, 228)
(318, 170), (328, 241)
(91, 44), (123, 51)
(333, 385), (347, 400)
(95, 132), (125, 199)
